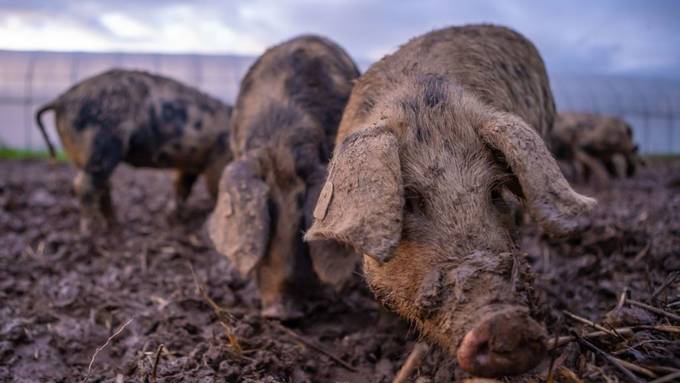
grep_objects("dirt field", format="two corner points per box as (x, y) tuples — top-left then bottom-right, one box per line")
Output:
(1, 158), (678, 382)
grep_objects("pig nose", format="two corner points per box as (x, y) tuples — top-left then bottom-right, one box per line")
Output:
(457, 305), (546, 377)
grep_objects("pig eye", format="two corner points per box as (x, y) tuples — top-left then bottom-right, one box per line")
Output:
(490, 188), (510, 214)
(404, 187), (427, 215)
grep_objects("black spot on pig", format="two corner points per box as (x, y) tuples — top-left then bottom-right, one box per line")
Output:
(399, 98), (420, 119)
(161, 100), (188, 127)
(414, 125), (429, 144)
(283, 50), (348, 137)
(147, 104), (184, 147)
(126, 76), (150, 98)
(193, 120), (203, 130)
(216, 131), (229, 154)
(499, 62), (509, 74)
(148, 106), (164, 143)
(157, 151), (171, 165)
(246, 103), (301, 149)
(513, 64), (529, 80)
(126, 127), (154, 166)
(357, 97), (376, 116)
(422, 76), (446, 108)
(85, 130), (123, 181)
(74, 99), (102, 131)
(296, 192), (305, 209)
(196, 95), (217, 115)
(74, 89), (128, 131)
(267, 199), (279, 228)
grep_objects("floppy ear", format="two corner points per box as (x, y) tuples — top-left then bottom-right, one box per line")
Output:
(208, 154), (270, 276)
(303, 166), (360, 287)
(304, 125), (404, 263)
(479, 113), (596, 236)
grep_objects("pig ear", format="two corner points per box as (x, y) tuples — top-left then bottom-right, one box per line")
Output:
(303, 166), (360, 287)
(304, 125), (403, 263)
(208, 155), (271, 276)
(479, 113), (596, 236)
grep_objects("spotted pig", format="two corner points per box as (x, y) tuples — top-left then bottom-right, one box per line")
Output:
(35, 69), (233, 232)
(207, 36), (360, 319)
(551, 112), (641, 182)
(305, 25), (596, 377)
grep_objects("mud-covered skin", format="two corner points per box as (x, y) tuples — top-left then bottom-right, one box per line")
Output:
(306, 25), (595, 377)
(208, 35), (359, 319)
(36, 69), (233, 231)
(551, 112), (640, 182)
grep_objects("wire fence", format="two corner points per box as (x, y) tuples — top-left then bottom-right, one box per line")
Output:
(1, 50), (679, 154)
(551, 74), (680, 154)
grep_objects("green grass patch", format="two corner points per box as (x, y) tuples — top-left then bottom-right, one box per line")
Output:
(643, 154), (680, 160)
(0, 147), (68, 162)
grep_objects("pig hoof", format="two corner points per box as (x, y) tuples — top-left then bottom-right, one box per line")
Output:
(456, 306), (546, 377)
(261, 301), (304, 320)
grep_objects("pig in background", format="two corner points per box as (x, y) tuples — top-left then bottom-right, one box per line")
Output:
(305, 25), (596, 377)
(207, 35), (360, 319)
(35, 69), (233, 233)
(550, 112), (642, 184)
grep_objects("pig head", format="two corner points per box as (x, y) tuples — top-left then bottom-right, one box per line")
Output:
(305, 80), (595, 377)
(208, 127), (355, 318)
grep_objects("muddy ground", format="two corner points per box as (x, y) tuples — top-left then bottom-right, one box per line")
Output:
(1, 158), (678, 383)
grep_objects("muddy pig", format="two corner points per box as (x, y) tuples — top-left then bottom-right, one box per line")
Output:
(551, 112), (641, 183)
(35, 69), (233, 232)
(207, 36), (360, 319)
(305, 25), (596, 377)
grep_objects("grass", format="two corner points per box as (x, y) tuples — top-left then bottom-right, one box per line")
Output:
(0, 147), (68, 162)
(643, 154), (680, 160)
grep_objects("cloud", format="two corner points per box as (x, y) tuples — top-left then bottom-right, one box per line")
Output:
(0, 0), (678, 77)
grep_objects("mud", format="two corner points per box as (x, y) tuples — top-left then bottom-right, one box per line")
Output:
(1, 158), (678, 382)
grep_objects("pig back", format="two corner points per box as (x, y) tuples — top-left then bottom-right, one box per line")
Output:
(230, 35), (360, 158)
(338, 25), (555, 143)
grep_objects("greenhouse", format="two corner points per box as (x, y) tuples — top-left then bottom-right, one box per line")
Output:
(1, 49), (679, 153)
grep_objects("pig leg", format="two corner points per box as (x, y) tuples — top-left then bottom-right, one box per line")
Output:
(202, 159), (227, 202)
(624, 153), (637, 177)
(73, 170), (116, 234)
(256, 257), (302, 320)
(169, 171), (198, 217)
(257, 201), (315, 320)
(256, 245), (311, 320)
(601, 156), (619, 178)
(574, 149), (609, 186)
(75, 131), (122, 233)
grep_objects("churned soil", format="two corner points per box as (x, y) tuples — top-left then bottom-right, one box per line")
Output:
(1, 158), (678, 382)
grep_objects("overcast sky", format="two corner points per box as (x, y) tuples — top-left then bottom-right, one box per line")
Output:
(0, 0), (678, 78)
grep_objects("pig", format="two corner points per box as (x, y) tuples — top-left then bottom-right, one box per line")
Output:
(550, 112), (640, 182)
(207, 35), (360, 319)
(35, 69), (233, 232)
(305, 25), (596, 377)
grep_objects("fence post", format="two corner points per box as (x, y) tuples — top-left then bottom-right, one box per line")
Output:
(24, 53), (37, 151)
(193, 54), (203, 88)
(628, 78), (651, 153)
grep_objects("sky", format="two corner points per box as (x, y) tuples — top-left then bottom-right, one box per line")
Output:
(0, 0), (678, 78)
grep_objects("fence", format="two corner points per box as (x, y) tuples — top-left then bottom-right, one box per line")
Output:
(1, 50), (679, 154)
(551, 74), (680, 154)
(0, 50), (254, 151)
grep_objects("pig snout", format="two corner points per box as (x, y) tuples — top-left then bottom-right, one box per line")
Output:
(457, 306), (546, 377)
(363, 250), (547, 377)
